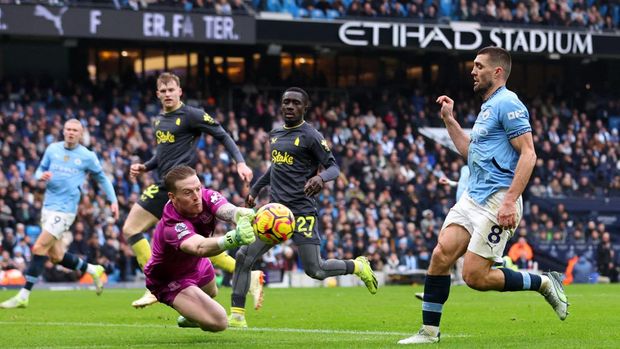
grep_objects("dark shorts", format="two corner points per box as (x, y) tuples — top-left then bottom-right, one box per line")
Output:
(146, 259), (215, 306)
(137, 183), (169, 219)
(291, 212), (321, 245)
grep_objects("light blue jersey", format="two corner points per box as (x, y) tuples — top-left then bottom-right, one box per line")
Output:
(456, 165), (470, 202)
(467, 86), (532, 204)
(35, 142), (117, 214)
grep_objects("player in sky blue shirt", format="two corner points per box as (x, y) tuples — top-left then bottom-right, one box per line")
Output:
(1, 119), (119, 309)
(35, 140), (117, 213)
(399, 47), (568, 345)
(467, 86), (532, 205)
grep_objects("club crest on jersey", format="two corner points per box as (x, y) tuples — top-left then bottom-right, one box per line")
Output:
(176, 118), (181, 126)
(210, 192), (223, 204)
(203, 113), (215, 124)
(198, 212), (213, 224)
(272, 150), (294, 165)
(320, 139), (331, 152)
(481, 109), (492, 120)
(74, 158), (81, 165)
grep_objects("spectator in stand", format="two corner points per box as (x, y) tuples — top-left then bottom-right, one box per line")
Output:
(508, 237), (534, 269)
(597, 232), (618, 283)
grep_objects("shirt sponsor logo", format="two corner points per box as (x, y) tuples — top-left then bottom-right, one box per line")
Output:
(271, 150), (294, 165)
(156, 130), (176, 144)
(507, 109), (527, 120)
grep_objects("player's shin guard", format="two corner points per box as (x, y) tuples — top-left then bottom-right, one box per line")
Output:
(500, 268), (542, 291)
(210, 252), (236, 273)
(422, 275), (451, 328)
(24, 254), (49, 291)
(128, 233), (152, 271)
(59, 252), (88, 273)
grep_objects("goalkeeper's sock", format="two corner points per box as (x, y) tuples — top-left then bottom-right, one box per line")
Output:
(230, 307), (246, 319)
(422, 275), (450, 329)
(128, 233), (152, 271)
(210, 252), (236, 273)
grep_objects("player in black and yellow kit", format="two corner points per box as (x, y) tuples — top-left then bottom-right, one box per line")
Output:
(126, 73), (264, 308)
(228, 87), (378, 328)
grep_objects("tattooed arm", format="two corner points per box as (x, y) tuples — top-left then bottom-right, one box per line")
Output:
(215, 203), (255, 224)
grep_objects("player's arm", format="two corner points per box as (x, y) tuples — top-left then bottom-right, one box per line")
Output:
(436, 95), (470, 159)
(34, 146), (53, 181)
(179, 217), (255, 257)
(89, 153), (120, 220)
(214, 202), (255, 224)
(505, 132), (537, 204)
(192, 111), (252, 182)
(305, 133), (340, 196)
(246, 166), (272, 207)
(498, 101), (536, 228)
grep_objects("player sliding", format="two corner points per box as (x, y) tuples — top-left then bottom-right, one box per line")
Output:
(144, 165), (256, 331)
(228, 87), (378, 328)
(125, 72), (264, 309)
(398, 47), (568, 345)
(1, 119), (118, 309)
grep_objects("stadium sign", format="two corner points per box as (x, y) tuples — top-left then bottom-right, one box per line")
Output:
(0, 4), (255, 44)
(257, 19), (620, 58)
(338, 21), (593, 55)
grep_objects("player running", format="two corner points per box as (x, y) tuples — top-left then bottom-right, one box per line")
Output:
(1, 119), (118, 309)
(144, 165), (255, 331)
(126, 72), (264, 309)
(398, 47), (568, 345)
(228, 87), (378, 328)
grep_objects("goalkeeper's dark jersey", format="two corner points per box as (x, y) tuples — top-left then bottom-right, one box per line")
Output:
(251, 121), (339, 215)
(144, 103), (244, 179)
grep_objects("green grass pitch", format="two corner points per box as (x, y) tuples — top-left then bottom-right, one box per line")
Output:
(1, 284), (618, 348)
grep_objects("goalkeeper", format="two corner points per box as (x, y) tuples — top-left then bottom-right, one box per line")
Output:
(144, 165), (256, 331)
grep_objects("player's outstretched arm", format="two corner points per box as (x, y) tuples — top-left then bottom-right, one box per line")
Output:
(179, 217), (256, 257)
(436, 95), (470, 159)
(215, 202), (255, 224)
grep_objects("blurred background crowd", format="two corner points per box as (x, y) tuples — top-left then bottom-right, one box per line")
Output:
(0, 72), (618, 285)
(4, 0), (619, 30)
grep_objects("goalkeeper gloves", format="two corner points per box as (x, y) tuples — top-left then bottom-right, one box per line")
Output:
(234, 207), (256, 223)
(218, 216), (256, 250)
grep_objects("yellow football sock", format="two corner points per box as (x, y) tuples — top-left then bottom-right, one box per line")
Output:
(231, 306), (246, 316)
(131, 238), (152, 271)
(210, 252), (236, 273)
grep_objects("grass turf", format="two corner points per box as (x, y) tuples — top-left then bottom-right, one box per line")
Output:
(0, 284), (618, 348)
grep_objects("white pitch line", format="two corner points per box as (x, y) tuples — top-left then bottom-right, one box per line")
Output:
(0, 321), (470, 338)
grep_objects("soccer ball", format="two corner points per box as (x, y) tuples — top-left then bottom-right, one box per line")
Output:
(252, 203), (295, 244)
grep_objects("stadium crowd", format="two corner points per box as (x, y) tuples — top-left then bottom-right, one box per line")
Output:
(6, 0), (620, 30)
(0, 76), (618, 285)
